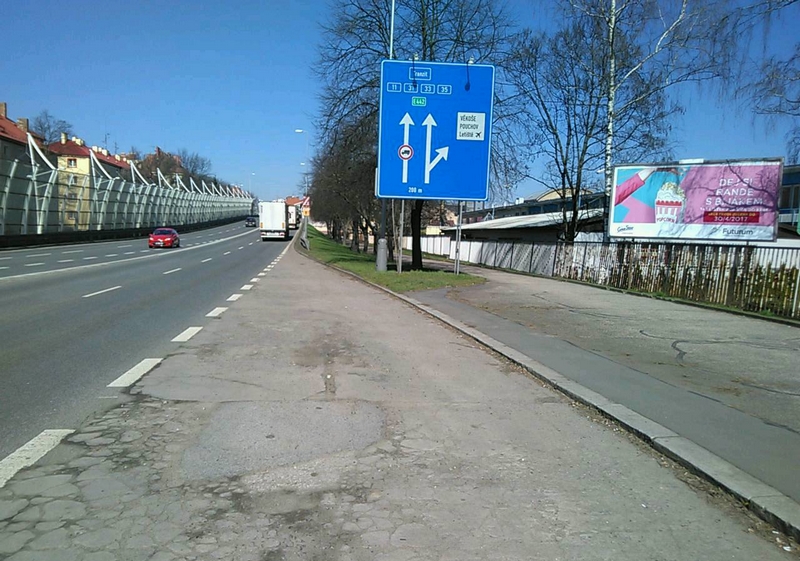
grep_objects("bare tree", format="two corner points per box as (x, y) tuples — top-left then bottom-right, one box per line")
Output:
(32, 110), (74, 145)
(506, 18), (675, 240)
(563, 0), (730, 237)
(176, 149), (213, 178)
(317, 0), (515, 269)
(729, 1), (800, 161)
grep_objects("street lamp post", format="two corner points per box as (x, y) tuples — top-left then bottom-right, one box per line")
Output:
(295, 129), (310, 196)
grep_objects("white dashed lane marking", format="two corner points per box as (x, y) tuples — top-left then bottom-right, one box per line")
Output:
(163, 268), (181, 275)
(0, 430), (74, 488)
(25, 263), (44, 267)
(241, 284), (253, 291)
(172, 327), (203, 342)
(201, 258), (212, 263)
(206, 307), (228, 318)
(107, 358), (162, 388)
(82, 286), (122, 298)
(227, 294), (242, 302)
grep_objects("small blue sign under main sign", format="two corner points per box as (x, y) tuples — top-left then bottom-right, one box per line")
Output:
(377, 59), (495, 201)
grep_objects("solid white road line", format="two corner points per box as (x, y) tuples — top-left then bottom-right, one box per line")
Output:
(163, 268), (181, 275)
(224, 251), (231, 255)
(82, 285), (122, 298)
(107, 358), (162, 388)
(57, 259), (74, 263)
(0, 430), (74, 488)
(62, 250), (84, 254)
(241, 284), (253, 290)
(172, 326), (203, 342)
(227, 294), (242, 302)
(201, 258), (212, 263)
(206, 307), (228, 318)
(250, 278), (260, 283)
(83, 256), (98, 260)
(25, 263), (44, 267)
(26, 253), (51, 258)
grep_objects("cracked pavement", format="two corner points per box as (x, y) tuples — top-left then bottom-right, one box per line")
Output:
(0, 248), (794, 560)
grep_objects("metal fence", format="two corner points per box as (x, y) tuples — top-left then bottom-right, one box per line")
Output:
(1, 156), (252, 237)
(406, 235), (800, 319)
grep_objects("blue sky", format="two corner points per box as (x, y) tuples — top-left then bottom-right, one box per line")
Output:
(3, 0), (796, 202)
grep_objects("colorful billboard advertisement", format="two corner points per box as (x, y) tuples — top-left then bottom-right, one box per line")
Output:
(609, 159), (783, 241)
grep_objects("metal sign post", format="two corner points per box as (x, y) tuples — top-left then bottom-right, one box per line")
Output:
(398, 200), (405, 273)
(454, 201), (463, 275)
(376, 60), (495, 202)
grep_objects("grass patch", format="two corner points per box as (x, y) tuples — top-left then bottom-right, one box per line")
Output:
(306, 226), (484, 293)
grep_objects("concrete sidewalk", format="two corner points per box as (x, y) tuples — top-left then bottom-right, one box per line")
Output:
(0, 248), (794, 559)
(411, 262), (800, 500)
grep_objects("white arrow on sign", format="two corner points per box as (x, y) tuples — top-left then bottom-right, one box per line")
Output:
(423, 114), (449, 184)
(400, 113), (414, 184)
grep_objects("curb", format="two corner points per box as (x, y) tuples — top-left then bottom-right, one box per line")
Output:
(299, 249), (800, 542)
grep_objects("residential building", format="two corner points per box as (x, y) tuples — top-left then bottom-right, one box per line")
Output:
(0, 101), (41, 161)
(48, 134), (131, 231)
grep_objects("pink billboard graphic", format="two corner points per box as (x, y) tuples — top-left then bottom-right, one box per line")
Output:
(609, 159), (783, 241)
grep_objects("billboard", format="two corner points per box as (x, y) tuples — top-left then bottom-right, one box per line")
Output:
(609, 159), (783, 241)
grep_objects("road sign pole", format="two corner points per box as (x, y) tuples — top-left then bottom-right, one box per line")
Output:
(376, 0), (396, 273)
(455, 200), (463, 275)
(377, 169), (388, 271)
(398, 200), (405, 273)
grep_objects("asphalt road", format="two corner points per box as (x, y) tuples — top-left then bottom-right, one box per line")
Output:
(0, 222), (290, 459)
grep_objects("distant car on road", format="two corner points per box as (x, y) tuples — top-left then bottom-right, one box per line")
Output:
(245, 216), (257, 227)
(149, 228), (180, 248)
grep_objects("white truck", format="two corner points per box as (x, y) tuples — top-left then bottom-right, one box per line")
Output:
(287, 204), (298, 230)
(258, 201), (289, 241)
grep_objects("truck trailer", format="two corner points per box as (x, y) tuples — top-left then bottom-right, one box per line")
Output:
(258, 201), (289, 241)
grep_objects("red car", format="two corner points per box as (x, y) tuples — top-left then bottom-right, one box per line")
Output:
(149, 228), (180, 248)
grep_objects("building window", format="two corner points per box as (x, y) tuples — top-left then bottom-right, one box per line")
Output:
(67, 158), (77, 168)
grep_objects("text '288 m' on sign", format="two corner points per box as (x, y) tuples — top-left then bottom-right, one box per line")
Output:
(377, 60), (495, 201)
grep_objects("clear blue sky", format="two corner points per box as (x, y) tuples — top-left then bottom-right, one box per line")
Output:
(3, 1), (795, 202)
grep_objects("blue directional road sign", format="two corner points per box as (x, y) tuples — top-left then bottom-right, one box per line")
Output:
(377, 60), (495, 201)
